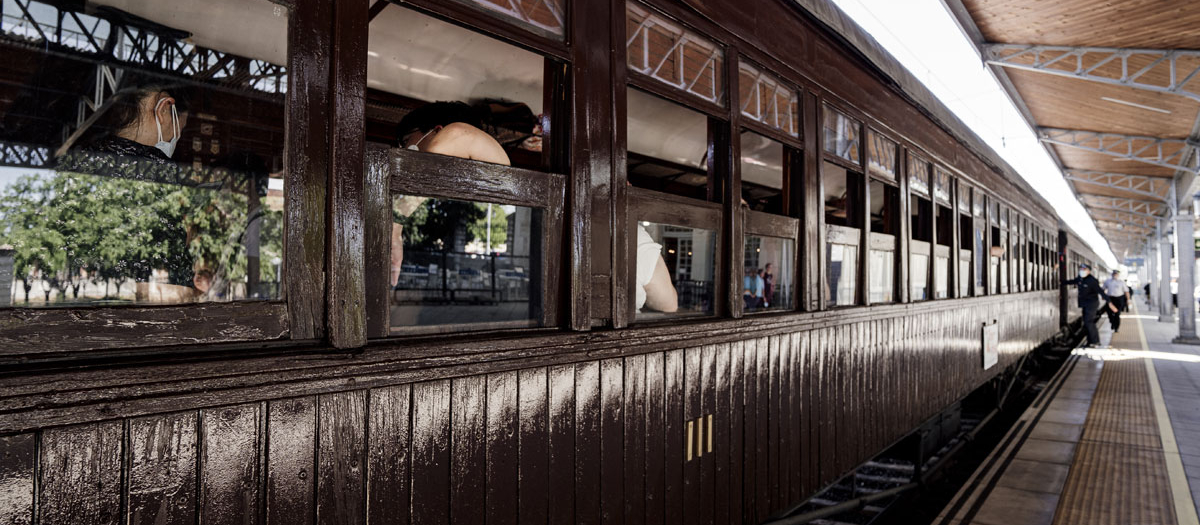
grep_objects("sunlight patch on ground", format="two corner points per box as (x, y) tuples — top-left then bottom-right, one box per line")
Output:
(1074, 347), (1200, 363)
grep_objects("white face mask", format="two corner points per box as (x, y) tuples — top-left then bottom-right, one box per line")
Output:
(406, 128), (435, 151)
(1080, 271), (1089, 278)
(153, 99), (180, 158)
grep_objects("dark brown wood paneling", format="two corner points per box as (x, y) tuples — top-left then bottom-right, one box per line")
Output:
(0, 302), (289, 358)
(128, 411), (197, 525)
(267, 397), (316, 525)
(547, 365), (576, 524)
(38, 422), (123, 525)
(644, 352), (666, 525)
(623, 355), (647, 523)
(199, 404), (261, 525)
(450, 376), (486, 525)
(485, 372), (518, 525)
(518, 368), (550, 524)
(411, 380), (450, 525)
(364, 146), (391, 339)
(575, 361), (601, 524)
(317, 391), (366, 525)
(664, 349), (684, 525)
(367, 385), (411, 525)
(600, 358), (624, 525)
(0, 433), (34, 525)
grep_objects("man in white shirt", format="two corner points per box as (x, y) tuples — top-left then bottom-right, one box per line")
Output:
(1103, 270), (1129, 333)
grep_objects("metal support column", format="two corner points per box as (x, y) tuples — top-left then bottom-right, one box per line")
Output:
(1175, 204), (1200, 343)
(1159, 219), (1175, 322)
(1148, 243), (1157, 311)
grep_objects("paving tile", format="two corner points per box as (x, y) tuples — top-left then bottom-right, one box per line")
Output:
(1028, 421), (1083, 443)
(1040, 407), (1090, 426)
(1051, 388), (1096, 402)
(995, 458), (1070, 495)
(1014, 438), (1078, 466)
(969, 486), (1059, 525)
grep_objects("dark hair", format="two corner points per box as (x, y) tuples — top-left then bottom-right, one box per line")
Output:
(396, 101), (481, 140)
(97, 81), (191, 137)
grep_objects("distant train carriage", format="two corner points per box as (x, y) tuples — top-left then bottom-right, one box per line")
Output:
(0, 0), (1105, 523)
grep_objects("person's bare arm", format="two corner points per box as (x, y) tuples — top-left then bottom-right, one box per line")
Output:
(422, 122), (511, 166)
(390, 223), (404, 287)
(642, 255), (678, 313)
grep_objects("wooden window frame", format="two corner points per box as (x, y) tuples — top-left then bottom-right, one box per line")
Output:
(819, 103), (867, 308)
(866, 129), (900, 305)
(626, 187), (724, 324)
(0, 0), (316, 360)
(741, 210), (801, 315)
(906, 151), (934, 302)
(364, 146), (565, 337)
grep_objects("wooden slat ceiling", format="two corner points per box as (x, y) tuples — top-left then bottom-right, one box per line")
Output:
(962, 0), (1200, 255)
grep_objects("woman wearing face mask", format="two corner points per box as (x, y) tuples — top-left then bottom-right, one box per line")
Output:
(82, 85), (190, 163)
(389, 102), (511, 288)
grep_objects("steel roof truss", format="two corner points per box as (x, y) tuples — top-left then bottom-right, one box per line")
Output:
(1039, 128), (1200, 174)
(1064, 170), (1169, 201)
(983, 44), (1200, 102)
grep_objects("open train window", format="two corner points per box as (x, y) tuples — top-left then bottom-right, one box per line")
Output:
(957, 181), (972, 297)
(908, 154), (932, 301)
(0, 0), (291, 353)
(989, 200), (1001, 294)
(973, 192), (986, 296)
(740, 131), (786, 214)
(822, 106), (863, 307)
(867, 131), (898, 303)
(933, 166), (953, 299)
(998, 204), (1010, 293)
(627, 88), (713, 201)
(365, 5), (564, 335)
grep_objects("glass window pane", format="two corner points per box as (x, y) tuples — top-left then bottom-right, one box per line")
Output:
(451, 0), (565, 38)
(635, 221), (716, 319)
(869, 238), (894, 303)
(627, 3), (724, 105)
(822, 107), (860, 164)
(0, 0), (288, 307)
(908, 154), (930, 196)
(867, 132), (897, 182)
(741, 131), (785, 214)
(934, 254), (949, 299)
(870, 180), (899, 235)
(934, 166), (952, 206)
(628, 88), (710, 200)
(826, 241), (858, 306)
(390, 196), (540, 329)
(368, 7), (545, 170)
(743, 235), (794, 312)
(911, 250), (929, 301)
(958, 182), (971, 214)
(823, 161), (855, 227)
(975, 224), (986, 294)
(959, 255), (970, 297)
(738, 63), (799, 136)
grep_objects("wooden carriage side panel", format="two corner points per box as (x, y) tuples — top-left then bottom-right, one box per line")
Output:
(38, 422), (123, 525)
(450, 376), (486, 525)
(519, 368), (551, 524)
(266, 397), (316, 525)
(127, 411), (198, 525)
(644, 353), (667, 525)
(199, 403), (262, 525)
(316, 391), (367, 525)
(713, 343), (732, 524)
(664, 349), (685, 525)
(623, 355), (648, 523)
(727, 340), (746, 524)
(411, 380), (451, 525)
(367, 385), (411, 525)
(547, 365), (576, 524)
(575, 361), (602, 524)
(0, 433), (34, 525)
(599, 359), (625, 525)
(485, 372), (518, 525)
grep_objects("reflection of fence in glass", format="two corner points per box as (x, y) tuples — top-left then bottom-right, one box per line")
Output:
(393, 249), (531, 304)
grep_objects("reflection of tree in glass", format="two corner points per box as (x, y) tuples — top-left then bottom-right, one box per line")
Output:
(0, 171), (282, 304)
(393, 199), (506, 251)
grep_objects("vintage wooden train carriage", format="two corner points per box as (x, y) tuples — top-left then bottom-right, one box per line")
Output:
(0, 0), (1105, 523)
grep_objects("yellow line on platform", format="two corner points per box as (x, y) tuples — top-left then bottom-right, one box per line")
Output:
(1135, 302), (1200, 525)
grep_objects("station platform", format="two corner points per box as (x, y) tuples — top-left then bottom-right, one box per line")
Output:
(936, 298), (1200, 525)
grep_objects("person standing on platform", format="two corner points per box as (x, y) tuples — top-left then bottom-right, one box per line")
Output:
(1064, 263), (1107, 347)
(1103, 270), (1129, 333)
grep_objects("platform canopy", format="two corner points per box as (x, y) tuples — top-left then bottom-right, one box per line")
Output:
(943, 0), (1200, 260)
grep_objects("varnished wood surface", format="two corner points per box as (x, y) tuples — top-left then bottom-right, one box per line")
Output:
(964, 0), (1200, 49)
(1, 292), (1060, 524)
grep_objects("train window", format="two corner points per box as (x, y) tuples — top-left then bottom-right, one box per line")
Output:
(0, 0), (288, 310)
(738, 62), (799, 137)
(999, 206), (1010, 293)
(822, 107), (861, 165)
(367, 7), (546, 169)
(974, 194), (986, 296)
(933, 166), (953, 299)
(628, 88), (711, 200)
(958, 183), (973, 297)
(988, 201), (1000, 294)
(743, 233), (795, 312)
(453, 0), (566, 39)
(627, 3), (724, 106)
(635, 221), (717, 319)
(741, 131), (785, 214)
(1027, 222), (1038, 292)
(821, 107), (863, 307)
(909, 155), (932, 301)
(390, 195), (540, 328)
(868, 132), (898, 304)
(367, 6), (565, 334)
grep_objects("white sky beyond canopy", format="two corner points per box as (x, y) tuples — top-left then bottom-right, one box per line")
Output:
(828, 0), (1118, 268)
